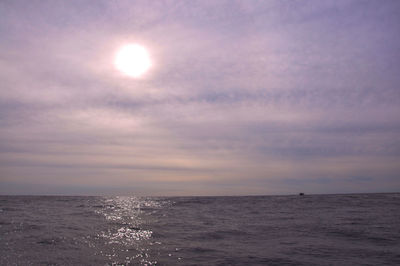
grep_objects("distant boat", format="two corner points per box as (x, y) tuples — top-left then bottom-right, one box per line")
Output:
(299, 193), (305, 196)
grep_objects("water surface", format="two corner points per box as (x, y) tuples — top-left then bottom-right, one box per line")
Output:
(1, 193), (399, 265)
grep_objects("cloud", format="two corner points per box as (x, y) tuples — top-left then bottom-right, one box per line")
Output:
(0, 0), (399, 195)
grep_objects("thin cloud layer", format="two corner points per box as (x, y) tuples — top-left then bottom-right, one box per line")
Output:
(0, 0), (399, 195)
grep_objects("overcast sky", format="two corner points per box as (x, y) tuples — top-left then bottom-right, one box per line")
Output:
(0, 0), (399, 196)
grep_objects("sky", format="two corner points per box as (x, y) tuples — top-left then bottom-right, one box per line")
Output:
(0, 0), (399, 196)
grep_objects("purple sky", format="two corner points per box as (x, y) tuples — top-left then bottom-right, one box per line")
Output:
(1, 0), (399, 195)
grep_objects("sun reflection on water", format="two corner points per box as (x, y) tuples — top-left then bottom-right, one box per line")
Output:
(93, 196), (168, 265)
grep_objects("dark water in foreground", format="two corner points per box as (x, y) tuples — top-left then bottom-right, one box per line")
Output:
(0, 194), (399, 265)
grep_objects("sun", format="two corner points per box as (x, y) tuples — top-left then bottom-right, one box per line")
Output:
(114, 44), (151, 78)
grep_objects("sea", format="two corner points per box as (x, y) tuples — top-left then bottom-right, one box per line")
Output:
(0, 193), (399, 265)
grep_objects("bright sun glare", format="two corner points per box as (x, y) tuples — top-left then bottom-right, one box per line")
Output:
(114, 44), (151, 78)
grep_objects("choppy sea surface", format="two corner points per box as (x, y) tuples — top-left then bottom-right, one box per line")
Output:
(0, 193), (399, 265)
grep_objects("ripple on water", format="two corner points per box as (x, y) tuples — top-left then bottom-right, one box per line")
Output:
(92, 196), (169, 265)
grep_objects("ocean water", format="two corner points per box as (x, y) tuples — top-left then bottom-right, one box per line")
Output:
(0, 194), (399, 265)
